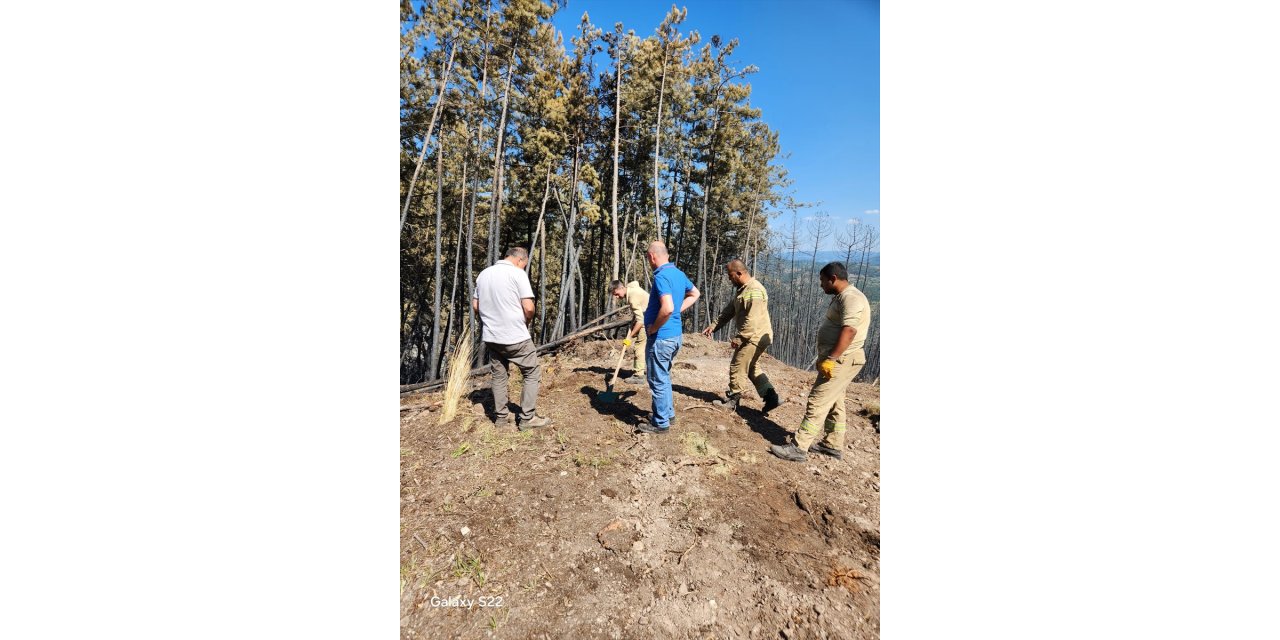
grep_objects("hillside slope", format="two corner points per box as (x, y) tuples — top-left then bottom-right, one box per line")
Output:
(400, 334), (880, 639)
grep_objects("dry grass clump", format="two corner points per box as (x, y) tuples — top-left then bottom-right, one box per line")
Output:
(438, 327), (473, 426)
(681, 432), (719, 458)
(860, 400), (880, 419)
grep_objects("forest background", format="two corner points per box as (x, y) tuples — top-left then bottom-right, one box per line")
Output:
(400, 0), (880, 385)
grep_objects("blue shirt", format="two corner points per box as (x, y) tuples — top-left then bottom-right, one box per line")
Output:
(644, 263), (694, 339)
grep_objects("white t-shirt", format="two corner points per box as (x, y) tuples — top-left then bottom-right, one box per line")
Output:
(473, 260), (535, 345)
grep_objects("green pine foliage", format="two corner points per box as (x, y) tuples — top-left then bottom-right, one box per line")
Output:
(401, 1), (877, 384)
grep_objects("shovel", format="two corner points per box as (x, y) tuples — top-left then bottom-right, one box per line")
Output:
(598, 345), (629, 404)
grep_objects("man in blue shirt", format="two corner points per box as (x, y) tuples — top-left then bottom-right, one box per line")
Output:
(636, 240), (700, 434)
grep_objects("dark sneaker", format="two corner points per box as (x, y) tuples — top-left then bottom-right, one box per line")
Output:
(770, 443), (808, 462)
(712, 394), (741, 410)
(762, 389), (782, 414)
(809, 442), (844, 460)
(634, 420), (670, 435)
(518, 415), (553, 431)
(640, 413), (675, 427)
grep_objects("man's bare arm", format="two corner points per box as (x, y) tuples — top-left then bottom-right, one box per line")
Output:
(680, 286), (700, 313)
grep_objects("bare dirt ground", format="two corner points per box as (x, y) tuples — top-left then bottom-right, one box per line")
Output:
(400, 333), (880, 639)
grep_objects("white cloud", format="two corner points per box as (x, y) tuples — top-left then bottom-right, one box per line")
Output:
(864, 209), (879, 215)
(847, 218), (861, 225)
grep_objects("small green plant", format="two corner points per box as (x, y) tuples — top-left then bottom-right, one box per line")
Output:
(572, 453), (613, 469)
(555, 431), (570, 446)
(450, 442), (471, 458)
(487, 608), (510, 631)
(476, 426), (533, 458)
(400, 559), (440, 592)
(453, 553), (486, 587)
(681, 432), (718, 458)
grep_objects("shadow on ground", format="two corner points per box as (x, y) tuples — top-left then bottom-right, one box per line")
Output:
(579, 385), (647, 423)
(671, 383), (722, 404)
(738, 406), (793, 446)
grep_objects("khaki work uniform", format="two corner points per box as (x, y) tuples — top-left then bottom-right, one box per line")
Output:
(794, 284), (872, 451)
(710, 277), (775, 398)
(624, 281), (649, 375)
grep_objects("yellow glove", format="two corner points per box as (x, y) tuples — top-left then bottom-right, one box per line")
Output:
(818, 358), (836, 379)
(622, 338), (633, 348)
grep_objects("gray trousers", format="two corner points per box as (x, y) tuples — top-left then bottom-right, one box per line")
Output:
(486, 339), (542, 422)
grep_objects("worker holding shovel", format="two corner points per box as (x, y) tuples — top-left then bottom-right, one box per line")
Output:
(610, 279), (649, 383)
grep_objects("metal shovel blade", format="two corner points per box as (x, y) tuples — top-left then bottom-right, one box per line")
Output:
(598, 375), (621, 403)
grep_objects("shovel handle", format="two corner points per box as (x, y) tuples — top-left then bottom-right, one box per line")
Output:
(610, 343), (628, 381)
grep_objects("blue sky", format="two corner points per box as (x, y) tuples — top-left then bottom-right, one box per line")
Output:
(550, 0), (879, 247)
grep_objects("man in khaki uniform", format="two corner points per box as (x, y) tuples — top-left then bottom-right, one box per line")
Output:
(701, 259), (782, 413)
(610, 279), (649, 383)
(771, 261), (871, 462)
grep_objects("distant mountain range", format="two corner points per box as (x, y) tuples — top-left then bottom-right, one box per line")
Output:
(767, 250), (879, 266)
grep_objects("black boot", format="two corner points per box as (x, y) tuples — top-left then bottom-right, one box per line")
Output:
(712, 393), (741, 410)
(762, 389), (782, 414)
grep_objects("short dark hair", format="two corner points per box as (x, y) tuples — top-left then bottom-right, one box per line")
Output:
(505, 247), (529, 260)
(610, 280), (626, 291)
(819, 261), (848, 280)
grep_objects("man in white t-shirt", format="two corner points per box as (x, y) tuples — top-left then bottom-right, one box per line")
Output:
(472, 247), (552, 430)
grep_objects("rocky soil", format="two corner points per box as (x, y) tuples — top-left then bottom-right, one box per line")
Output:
(400, 333), (880, 639)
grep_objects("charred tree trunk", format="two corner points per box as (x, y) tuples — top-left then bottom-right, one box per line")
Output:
(427, 147), (445, 380)
(488, 48), (516, 265)
(611, 53), (622, 282)
(401, 39), (457, 233)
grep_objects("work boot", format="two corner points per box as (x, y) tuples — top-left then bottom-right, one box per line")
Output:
(762, 389), (782, 414)
(770, 443), (808, 462)
(712, 393), (741, 410)
(493, 414), (511, 428)
(634, 419), (670, 435)
(625, 373), (646, 385)
(518, 415), (553, 431)
(809, 441), (843, 460)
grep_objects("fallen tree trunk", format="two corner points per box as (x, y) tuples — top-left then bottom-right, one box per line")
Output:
(536, 316), (631, 353)
(401, 312), (632, 395)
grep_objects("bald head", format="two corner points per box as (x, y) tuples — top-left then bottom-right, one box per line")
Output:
(725, 258), (750, 285)
(645, 240), (669, 269)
